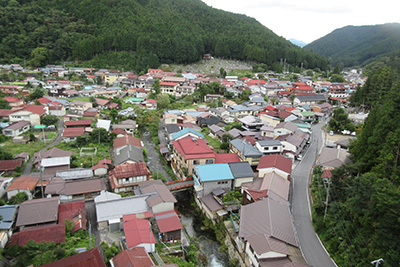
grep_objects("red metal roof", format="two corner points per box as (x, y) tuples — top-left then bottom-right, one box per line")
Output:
(111, 128), (128, 135)
(64, 120), (92, 127)
(63, 127), (85, 137)
(215, 153), (241, 164)
(0, 159), (22, 171)
(154, 210), (183, 233)
(0, 109), (13, 117)
(38, 97), (51, 104)
(111, 162), (150, 179)
(41, 248), (106, 267)
(11, 224), (65, 246)
(160, 82), (178, 86)
(58, 201), (87, 232)
(257, 154), (292, 174)
(111, 248), (154, 267)
(172, 137), (215, 160)
(22, 105), (47, 115)
(3, 97), (23, 103)
(6, 176), (39, 191)
(123, 218), (156, 249)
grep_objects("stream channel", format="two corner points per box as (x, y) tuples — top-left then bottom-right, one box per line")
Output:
(175, 190), (230, 267)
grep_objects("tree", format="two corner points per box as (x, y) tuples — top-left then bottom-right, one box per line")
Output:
(0, 99), (10, 109)
(0, 147), (13, 160)
(109, 108), (118, 123)
(150, 79), (161, 98)
(8, 192), (28, 205)
(328, 108), (354, 133)
(41, 115), (58, 126)
(156, 94), (170, 110)
(219, 67), (227, 78)
(89, 128), (113, 144)
(289, 94), (296, 105)
(241, 89), (251, 101)
(89, 96), (98, 107)
(29, 88), (45, 101)
(29, 47), (49, 67)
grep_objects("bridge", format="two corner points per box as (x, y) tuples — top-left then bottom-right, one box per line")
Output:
(165, 178), (195, 192)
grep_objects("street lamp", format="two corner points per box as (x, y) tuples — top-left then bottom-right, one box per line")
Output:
(371, 258), (384, 267)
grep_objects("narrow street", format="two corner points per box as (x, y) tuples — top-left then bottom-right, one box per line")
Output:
(142, 130), (173, 182)
(291, 121), (336, 267)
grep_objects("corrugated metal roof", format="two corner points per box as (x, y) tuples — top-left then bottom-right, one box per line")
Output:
(111, 247), (154, 267)
(154, 210), (182, 233)
(0, 205), (18, 230)
(228, 162), (255, 178)
(11, 224), (65, 246)
(195, 164), (234, 182)
(257, 154), (292, 174)
(41, 156), (70, 167)
(56, 168), (93, 180)
(123, 218), (155, 249)
(239, 197), (297, 247)
(41, 248), (106, 267)
(16, 197), (60, 227)
(171, 128), (204, 141)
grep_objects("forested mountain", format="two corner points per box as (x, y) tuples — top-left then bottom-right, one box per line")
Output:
(313, 56), (400, 266)
(0, 0), (328, 72)
(305, 23), (400, 67)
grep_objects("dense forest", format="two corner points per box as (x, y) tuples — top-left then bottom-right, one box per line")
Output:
(0, 0), (328, 72)
(313, 56), (400, 266)
(305, 23), (400, 67)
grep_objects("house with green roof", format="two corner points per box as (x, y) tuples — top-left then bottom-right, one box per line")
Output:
(171, 128), (204, 142)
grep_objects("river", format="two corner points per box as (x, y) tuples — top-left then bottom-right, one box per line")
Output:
(175, 191), (230, 267)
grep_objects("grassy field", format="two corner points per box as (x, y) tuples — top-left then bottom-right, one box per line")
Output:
(55, 142), (111, 168)
(2, 141), (48, 157)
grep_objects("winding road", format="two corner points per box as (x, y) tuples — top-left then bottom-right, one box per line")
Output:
(291, 121), (336, 267)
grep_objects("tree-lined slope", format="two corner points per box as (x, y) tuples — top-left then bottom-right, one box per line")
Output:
(305, 23), (400, 67)
(0, 0), (328, 72)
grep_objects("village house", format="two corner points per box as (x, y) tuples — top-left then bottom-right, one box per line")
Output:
(5, 176), (40, 200)
(45, 177), (106, 201)
(109, 162), (150, 193)
(9, 105), (47, 126)
(0, 205), (18, 248)
(69, 100), (92, 115)
(15, 197), (60, 230)
(2, 120), (30, 137)
(254, 139), (283, 155)
(256, 154), (292, 180)
(229, 139), (263, 167)
(110, 247), (155, 267)
(171, 137), (215, 179)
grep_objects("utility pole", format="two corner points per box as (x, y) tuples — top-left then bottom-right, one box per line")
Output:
(88, 220), (92, 249)
(39, 155), (44, 198)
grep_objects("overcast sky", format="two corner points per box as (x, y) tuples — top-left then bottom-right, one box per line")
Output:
(201, 0), (400, 44)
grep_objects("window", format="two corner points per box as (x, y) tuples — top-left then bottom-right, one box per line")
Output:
(193, 160), (200, 165)
(205, 159), (213, 164)
(273, 147), (278, 150)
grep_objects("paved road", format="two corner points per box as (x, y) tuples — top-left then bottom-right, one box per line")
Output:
(22, 119), (64, 175)
(142, 130), (173, 182)
(291, 121), (336, 267)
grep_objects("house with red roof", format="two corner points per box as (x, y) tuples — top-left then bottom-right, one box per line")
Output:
(3, 97), (23, 107)
(109, 162), (150, 193)
(113, 135), (142, 152)
(110, 247), (155, 267)
(64, 119), (92, 128)
(0, 159), (23, 174)
(172, 137), (215, 179)
(123, 217), (156, 253)
(58, 200), (86, 232)
(62, 127), (85, 142)
(154, 210), (182, 242)
(257, 154), (292, 181)
(11, 224), (65, 246)
(41, 248), (106, 267)
(9, 105), (47, 126)
(143, 98), (157, 110)
(214, 153), (241, 164)
(5, 176), (40, 200)
(160, 82), (179, 95)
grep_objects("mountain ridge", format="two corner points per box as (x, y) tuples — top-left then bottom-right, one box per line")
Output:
(304, 23), (400, 67)
(0, 0), (328, 72)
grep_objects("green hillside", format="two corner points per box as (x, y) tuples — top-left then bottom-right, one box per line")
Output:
(305, 23), (400, 67)
(0, 0), (328, 72)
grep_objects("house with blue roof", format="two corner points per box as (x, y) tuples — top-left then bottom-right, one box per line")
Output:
(0, 205), (18, 248)
(193, 163), (234, 197)
(171, 128), (204, 142)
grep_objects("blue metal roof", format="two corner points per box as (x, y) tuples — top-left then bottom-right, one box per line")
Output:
(195, 164), (234, 182)
(171, 128), (204, 141)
